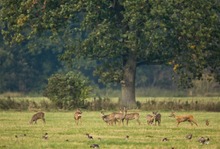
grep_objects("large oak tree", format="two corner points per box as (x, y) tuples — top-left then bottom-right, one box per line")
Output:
(1, 0), (219, 107)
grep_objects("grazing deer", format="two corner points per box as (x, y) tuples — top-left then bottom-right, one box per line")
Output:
(74, 108), (82, 125)
(169, 112), (198, 126)
(153, 111), (161, 126)
(146, 114), (155, 125)
(100, 111), (116, 125)
(123, 111), (140, 125)
(30, 112), (45, 124)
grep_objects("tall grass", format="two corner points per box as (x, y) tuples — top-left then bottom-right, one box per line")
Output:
(0, 111), (219, 149)
(1, 96), (220, 111)
(137, 97), (220, 112)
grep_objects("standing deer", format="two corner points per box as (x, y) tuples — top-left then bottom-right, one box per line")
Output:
(100, 111), (116, 125)
(153, 111), (161, 126)
(123, 111), (140, 125)
(146, 114), (155, 125)
(113, 107), (127, 125)
(169, 112), (198, 126)
(30, 112), (45, 124)
(74, 108), (82, 125)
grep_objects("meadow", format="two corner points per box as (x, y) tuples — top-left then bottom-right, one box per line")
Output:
(0, 110), (219, 149)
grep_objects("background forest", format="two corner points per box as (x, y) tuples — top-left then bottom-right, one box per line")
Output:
(0, 0), (220, 99)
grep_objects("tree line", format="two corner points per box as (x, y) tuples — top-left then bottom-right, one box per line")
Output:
(0, 0), (219, 107)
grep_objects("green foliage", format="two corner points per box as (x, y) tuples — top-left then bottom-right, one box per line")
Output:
(0, 0), (219, 103)
(0, 40), (62, 93)
(0, 0), (77, 44)
(162, 0), (220, 88)
(59, 0), (220, 87)
(44, 71), (92, 108)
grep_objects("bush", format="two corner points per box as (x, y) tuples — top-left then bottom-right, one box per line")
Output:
(43, 71), (93, 109)
(140, 100), (220, 112)
(0, 97), (29, 110)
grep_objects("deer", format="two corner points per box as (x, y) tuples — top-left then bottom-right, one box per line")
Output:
(169, 112), (198, 126)
(146, 114), (155, 125)
(153, 111), (161, 126)
(74, 108), (82, 125)
(123, 111), (140, 125)
(100, 111), (116, 125)
(30, 112), (45, 124)
(113, 107), (127, 125)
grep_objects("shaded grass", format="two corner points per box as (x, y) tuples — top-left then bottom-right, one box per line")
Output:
(0, 111), (219, 149)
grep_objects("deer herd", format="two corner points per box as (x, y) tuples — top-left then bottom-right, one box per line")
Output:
(29, 108), (201, 127)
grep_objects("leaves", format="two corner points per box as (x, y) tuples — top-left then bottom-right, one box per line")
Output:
(1, 0), (219, 89)
(44, 71), (92, 104)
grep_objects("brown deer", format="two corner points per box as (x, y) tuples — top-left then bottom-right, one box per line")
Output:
(123, 111), (140, 125)
(30, 112), (45, 124)
(153, 111), (161, 126)
(100, 111), (116, 125)
(169, 112), (198, 126)
(146, 114), (155, 125)
(74, 108), (82, 125)
(113, 107), (127, 125)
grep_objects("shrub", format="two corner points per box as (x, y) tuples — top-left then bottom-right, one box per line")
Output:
(140, 99), (220, 112)
(43, 71), (92, 109)
(0, 98), (29, 110)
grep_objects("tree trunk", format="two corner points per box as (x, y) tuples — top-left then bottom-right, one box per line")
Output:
(120, 52), (137, 108)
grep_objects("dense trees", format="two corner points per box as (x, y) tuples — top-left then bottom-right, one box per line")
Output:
(0, 0), (219, 107)
(0, 32), (62, 92)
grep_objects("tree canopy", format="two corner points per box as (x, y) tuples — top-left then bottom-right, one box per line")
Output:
(0, 0), (219, 107)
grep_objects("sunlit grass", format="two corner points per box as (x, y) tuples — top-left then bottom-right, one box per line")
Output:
(0, 111), (219, 149)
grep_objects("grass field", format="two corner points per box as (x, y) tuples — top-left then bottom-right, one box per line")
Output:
(0, 110), (219, 149)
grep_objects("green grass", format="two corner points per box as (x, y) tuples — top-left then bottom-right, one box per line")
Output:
(0, 111), (219, 149)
